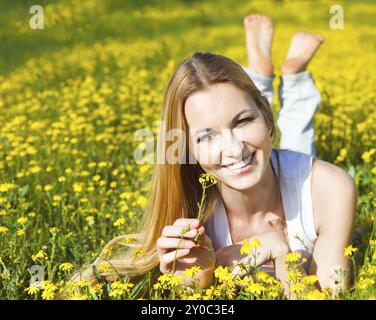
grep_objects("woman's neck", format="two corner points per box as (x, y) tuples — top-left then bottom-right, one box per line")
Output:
(217, 160), (280, 223)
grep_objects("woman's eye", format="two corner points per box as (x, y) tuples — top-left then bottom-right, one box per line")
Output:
(197, 133), (214, 144)
(237, 117), (254, 125)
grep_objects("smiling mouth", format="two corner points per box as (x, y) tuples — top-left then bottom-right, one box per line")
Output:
(222, 151), (256, 171)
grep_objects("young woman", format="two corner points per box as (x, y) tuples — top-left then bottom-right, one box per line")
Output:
(73, 15), (356, 298)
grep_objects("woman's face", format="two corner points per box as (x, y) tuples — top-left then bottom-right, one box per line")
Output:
(184, 82), (273, 191)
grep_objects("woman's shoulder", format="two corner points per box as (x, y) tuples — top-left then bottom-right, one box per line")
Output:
(311, 158), (356, 194)
(310, 158), (357, 235)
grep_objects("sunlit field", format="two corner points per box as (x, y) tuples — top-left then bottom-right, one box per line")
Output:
(0, 0), (375, 300)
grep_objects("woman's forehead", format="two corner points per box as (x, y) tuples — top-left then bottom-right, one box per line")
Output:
(184, 83), (258, 130)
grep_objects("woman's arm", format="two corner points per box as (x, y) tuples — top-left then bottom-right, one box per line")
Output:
(310, 159), (357, 294)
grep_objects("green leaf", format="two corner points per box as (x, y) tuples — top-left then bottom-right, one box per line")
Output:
(18, 185), (29, 197)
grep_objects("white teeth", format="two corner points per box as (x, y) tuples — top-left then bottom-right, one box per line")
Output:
(225, 153), (253, 170)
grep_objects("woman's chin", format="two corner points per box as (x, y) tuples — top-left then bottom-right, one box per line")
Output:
(219, 170), (262, 190)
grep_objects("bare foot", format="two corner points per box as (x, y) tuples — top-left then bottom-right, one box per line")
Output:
(281, 32), (324, 75)
(243, 14), (274, 77)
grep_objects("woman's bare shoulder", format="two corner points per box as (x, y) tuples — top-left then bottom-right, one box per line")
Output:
(310, 158), (357, 235)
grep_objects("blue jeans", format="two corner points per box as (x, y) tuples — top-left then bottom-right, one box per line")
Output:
(242, 67), (321, 157)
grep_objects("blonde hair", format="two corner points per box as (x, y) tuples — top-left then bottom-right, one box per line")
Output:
(71, 52), (276, 285)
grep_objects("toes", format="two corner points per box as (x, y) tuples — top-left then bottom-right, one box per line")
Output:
(261, 16), (274, 29)
(315, 34), (325, 43)
(243, 15), (256, 25)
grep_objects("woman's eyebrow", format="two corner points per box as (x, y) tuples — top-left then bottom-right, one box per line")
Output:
(192, 108), (251, 138)
(232, 108), (252, 123)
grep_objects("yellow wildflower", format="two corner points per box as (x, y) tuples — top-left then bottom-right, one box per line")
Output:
(24, 283), (40, 296)
(17, 217), (28, 225)
(214, 266), (233, 282)
(59, 263), (74, 272)
(44, 184), (53, 192)
(0, 226), (9, 234)
(285, 252), (302, 265)
(344, 245), (358, 258)
(113, 216), (125, 227)
(32, 250), (48, 262)
(16, 229), (25, 236)
(240, 238), (261, 255)
(183, 266), (201, 278)
(0, 183), (16, 192)
(304, 289), (326, 300)
(287, 269), (302, 283)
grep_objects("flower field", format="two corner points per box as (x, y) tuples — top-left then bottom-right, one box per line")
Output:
(0, 0), (375, 299)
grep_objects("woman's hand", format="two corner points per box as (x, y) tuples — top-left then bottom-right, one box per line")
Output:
(156, 218), (216, 289)
(215, 218), (290, 274)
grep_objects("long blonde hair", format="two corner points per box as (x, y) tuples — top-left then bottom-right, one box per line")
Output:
(72, 52), (276, 284)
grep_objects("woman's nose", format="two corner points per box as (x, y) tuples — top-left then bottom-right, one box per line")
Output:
(221, 129), (244, 161)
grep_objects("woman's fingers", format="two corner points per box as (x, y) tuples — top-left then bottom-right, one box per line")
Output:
(160, 248), (191, 266)
(157, 237), (196, 250)
(162, 225), (204, 239)
(173, 218), (201, 228)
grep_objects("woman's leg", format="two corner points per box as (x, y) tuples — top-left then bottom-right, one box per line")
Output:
(242, 15), (275, 107)
(277, 32), (324, 157)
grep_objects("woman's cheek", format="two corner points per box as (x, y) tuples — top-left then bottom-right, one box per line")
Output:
(196, 143), (221, 167)
(243, 123), (269, 146)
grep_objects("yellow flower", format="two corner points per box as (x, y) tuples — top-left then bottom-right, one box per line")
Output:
(69, 294), (88, 300)
(214, 266), (233, 282)
(246, 282), (266, 296)
(119, 192), (131, 199)
(16, 229), (25, 236)
(17, 216), (28, 225)
(59, 263), (74, 272)
(344, 245), (358, 258)
(304, 289), (326, 300)
(109, 289), (123, 298)
(32, 250), (48, 262)
(302, 275), (319, 286)
(183, 266), (201, 278)
(121, 236), (136, 244)
(335, 148), (348, 163)
(58, 176), (66, 183)
(0, 183), (17, 192)
(53, 195), (62, 201)
(98, 262), (112, 273)
(44, 184), (53, 192)
(42, 288), (55, 300)
(240, 238), (261, 255)
(198, 173), (217, 186)
(133, 248), (144, 258)
(73, 182), (84, 193)
(0, 226), (9, 234)
(255, 271), (276, 285)
(24, 283), (40, 295)
(285, 252), (302, 265)
(287, 269), (302, 283)
(113, 216), (125, 227)
(49, 227), (59, 235)
(361, 149), (375, 164)
(290, 282), (306, 294)
(156, 273), (184, 288)
(86, 216), (95, 226)
(355, 277), (375, 290)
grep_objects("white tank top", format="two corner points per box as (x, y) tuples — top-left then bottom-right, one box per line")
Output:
(204, 148), (318, 276)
